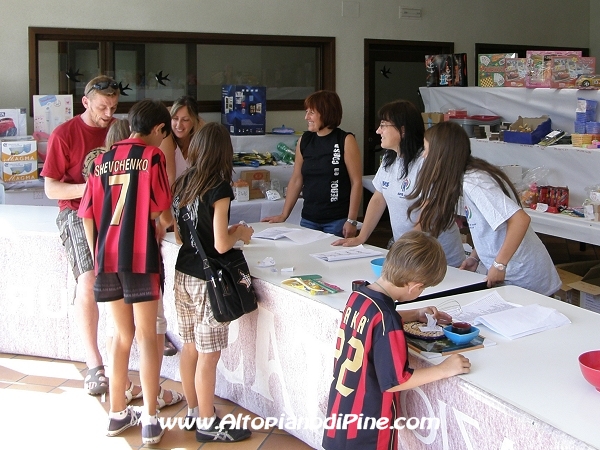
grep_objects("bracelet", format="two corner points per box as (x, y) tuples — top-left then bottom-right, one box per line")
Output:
(467, 255), (480, 263)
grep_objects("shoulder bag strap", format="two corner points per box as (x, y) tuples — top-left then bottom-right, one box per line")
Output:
(180, 205), (217, 284)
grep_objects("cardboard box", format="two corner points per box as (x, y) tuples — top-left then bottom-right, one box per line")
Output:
(32, 94), (73, 136)
(550, 56), (596, 89)
(422, 112), (445, 129)
(1, 136), (37, 162)
(526, 50), (582, 88)
(505, 58), (527, 87)
(239, 169), (270, 199)
(568, 264), (600, 314)
(221, 85), (266, 135)
(2, 160), (38, 183)
(503, 116), (551, 145)
(478, 53), (516, 87)
(0, 108), (27, 137)
(425, 54), (468, 87)
(554, 261), (600, 311)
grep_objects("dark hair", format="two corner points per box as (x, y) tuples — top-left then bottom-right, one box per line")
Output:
(172, 122), (234, 207)
(379, 100), (425, 179)
(382, 230), (446, 288)
(128, 99), (172, 137)
(407, 121), (520, 237)
(304, 90), (342, 129)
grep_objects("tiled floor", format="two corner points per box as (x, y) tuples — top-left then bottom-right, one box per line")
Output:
(0, 353), (314, 450)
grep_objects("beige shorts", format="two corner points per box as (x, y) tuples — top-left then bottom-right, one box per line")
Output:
(174, 270), (229, 353)
(56, 208), (93, 280)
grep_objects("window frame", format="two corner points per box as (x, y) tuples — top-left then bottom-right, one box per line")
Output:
(29, 27), (335, 115)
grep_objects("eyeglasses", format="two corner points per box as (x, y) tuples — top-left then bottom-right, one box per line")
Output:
(378, 123), (395, 129)
(85, 80), (119, 96)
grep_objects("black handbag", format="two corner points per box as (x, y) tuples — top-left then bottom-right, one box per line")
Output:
(180, 206), (257, 322)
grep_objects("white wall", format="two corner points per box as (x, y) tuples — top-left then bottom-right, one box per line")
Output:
(0, 0), (592, 149)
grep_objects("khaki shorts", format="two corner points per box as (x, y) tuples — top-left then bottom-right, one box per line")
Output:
(56, 208), (93, 280)
(174, 270), (229, 353)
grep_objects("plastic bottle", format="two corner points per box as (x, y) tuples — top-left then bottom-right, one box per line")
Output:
(275, 142), (295, 164)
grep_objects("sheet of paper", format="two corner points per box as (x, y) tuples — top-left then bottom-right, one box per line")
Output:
(474, 304), (571, 340)
(253, 227), (300, 240)
(252, 227), (330, 244)
(283, 229), (332, 244)
(453, 291), (518, 324)
(310, 245), (383, 262)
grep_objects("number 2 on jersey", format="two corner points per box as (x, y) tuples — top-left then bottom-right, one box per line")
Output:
(334, 328), (364, 397)
(109, 174), (130, 226)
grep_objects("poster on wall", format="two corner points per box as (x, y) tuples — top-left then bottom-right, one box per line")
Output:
(32, 95), (73, 137)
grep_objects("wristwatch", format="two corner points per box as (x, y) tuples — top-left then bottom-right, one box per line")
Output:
(346, 219), (358, 227)
(492, 260), (506, 271)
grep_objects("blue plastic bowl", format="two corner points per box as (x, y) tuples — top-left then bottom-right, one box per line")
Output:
(443, 325), (480, 345)
(370, 257), (385, 277)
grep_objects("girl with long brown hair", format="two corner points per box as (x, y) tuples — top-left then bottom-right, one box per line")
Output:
(171, 122), (253, 443)
(408, 121), (560, 296)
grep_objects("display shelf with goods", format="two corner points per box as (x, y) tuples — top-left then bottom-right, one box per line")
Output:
(420, 87), (600, 245)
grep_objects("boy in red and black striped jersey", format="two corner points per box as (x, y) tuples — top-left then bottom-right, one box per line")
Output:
(79, 99), (173, 445)
(323, 231), (471, 450)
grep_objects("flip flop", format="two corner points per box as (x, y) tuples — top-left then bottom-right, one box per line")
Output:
(156, 386), (184, 409)
(84, 365), (109, 396)
(125, 381), (143, 404)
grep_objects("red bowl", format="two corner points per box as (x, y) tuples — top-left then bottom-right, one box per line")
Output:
(451, 322), (472, 335)
(579, 350), (600, 391)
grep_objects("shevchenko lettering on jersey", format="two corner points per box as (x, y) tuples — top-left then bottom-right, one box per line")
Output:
(323, 286), (413, 450)
(79, 138), (172, 275)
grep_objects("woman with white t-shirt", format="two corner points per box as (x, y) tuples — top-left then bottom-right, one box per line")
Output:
(408, 121), (561, 296)
(332, 100), (465, 267)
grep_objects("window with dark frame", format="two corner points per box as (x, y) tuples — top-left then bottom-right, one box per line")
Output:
(30, 27), (335, 115)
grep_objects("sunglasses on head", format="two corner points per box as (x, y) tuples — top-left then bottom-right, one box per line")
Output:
(86, 80), (119, 96)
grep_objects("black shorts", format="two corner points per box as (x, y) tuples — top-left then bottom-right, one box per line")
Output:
(94, 272), (160, 304)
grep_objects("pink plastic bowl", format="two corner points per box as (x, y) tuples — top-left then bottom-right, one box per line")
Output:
(579, 350), (600, 391)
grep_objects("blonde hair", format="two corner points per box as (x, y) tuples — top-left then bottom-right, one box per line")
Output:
(381, 230), (447, 288)
(104, 119), (130, 149)
(84, 75), (119, 99)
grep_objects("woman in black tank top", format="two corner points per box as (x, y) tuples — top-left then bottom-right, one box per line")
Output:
(261, 90), (362, 237)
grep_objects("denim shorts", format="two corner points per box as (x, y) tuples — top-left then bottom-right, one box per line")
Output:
(300, 217), (347, 237)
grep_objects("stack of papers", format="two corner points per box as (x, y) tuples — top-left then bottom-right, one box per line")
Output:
(453, 291), (571, 340)
(310, 245), (383, 262)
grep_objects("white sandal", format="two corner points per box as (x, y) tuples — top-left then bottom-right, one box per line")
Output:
(125, 382), (143, 404)
(156, 386), (184, 409)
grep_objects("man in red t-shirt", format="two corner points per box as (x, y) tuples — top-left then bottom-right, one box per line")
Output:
(41, 75), (119, 395)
